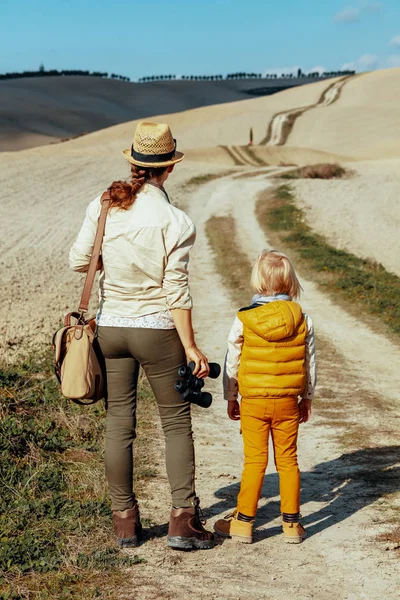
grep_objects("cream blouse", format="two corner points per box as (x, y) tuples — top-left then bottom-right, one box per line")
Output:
(69, 184), (196, 320)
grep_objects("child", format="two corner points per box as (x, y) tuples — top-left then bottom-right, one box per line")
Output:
(214, 250), (316, 544)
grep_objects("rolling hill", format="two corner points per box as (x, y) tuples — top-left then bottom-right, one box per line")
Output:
(287, 68), (400, 160)
(0, 74), (330, 151)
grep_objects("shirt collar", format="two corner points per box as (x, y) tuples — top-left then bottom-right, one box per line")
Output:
(141, 182), (170, 203)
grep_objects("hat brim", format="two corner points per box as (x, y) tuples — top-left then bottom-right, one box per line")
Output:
(122, 149), (184, 168)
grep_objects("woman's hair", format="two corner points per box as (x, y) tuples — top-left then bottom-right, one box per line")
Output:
(250, 250), (302, 299)
(108, 164), (169, 210)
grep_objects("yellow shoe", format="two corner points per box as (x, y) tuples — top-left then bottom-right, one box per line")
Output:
(282, 522), (307, 544)
(214, 510), (253, 544)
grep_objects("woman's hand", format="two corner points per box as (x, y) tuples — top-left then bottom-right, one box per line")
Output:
(299, 398), (312, 424)
(185, 345), (210, 378)
(171, 310), (209, 377)
(227, 400), (240, 421)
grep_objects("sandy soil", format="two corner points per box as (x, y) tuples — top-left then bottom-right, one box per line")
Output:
(0, 148), (220, 361)
(292, 159), (400, 277)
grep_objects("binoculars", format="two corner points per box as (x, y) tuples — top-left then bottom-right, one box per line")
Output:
(174, 361), (221, 408)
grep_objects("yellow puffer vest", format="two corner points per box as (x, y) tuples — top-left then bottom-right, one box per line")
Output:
(238, 301), (307, 399)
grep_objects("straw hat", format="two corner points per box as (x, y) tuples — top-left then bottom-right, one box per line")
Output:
(122, 122), (184, 168)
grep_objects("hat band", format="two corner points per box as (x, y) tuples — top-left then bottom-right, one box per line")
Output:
(131, 139), (176, 164)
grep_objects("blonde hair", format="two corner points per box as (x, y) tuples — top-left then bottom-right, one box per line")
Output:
(250, 250), (302, 299)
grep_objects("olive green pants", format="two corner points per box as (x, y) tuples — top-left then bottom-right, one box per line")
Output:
(97, 326), (195, 511)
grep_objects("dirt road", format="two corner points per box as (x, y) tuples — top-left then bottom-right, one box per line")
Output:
(118, 173), (399, 600)
(1, 154), (398, 597)
(266, 76), (350, 146)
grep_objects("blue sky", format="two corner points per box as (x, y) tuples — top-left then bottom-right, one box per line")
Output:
(2, 0), (400, 79)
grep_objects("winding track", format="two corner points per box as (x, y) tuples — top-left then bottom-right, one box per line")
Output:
(217, 77), (355, 167)
(220, 145), (262, 166)
(264, 76), (354, 147)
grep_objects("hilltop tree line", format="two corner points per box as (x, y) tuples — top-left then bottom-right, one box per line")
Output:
(0, 66), (130, 81)
(0, 66), (356, 83)
(138, 68), (355, 82)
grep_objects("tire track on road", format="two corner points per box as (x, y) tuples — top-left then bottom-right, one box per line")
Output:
(261, 75), (357, 147)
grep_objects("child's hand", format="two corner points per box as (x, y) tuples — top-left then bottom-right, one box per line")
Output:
(299, 398), (312, 423)
(227, 400), (240, 421)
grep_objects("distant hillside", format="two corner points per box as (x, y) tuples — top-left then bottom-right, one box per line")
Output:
(0, 75), (333, 151)
(287, 68), (400, 160)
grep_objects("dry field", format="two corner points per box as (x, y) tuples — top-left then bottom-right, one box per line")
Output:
(288, 68), (400, 160)
(293, 159), (400, 278)
(0, 75), (332, 151)
(1, 69), (399, 599)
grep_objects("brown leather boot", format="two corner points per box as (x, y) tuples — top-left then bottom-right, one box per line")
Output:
(167, 497), (215, 550)
(113, 502), (143, 548)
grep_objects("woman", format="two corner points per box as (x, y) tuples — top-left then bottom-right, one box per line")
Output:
(69, 122), (214, 551)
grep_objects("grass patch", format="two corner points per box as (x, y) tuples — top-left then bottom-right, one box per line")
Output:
(219, 146), (245, 166)
(205, 216), (251, 306)
(256, 184), (400, 335)
(0, 353), (155, 599)
(260, 118), (274, 145)
(241, 146), (268, 166)
(185, 170), (236, 187)
(376, 526), (400, 551)
(233, 168), (273, 180)
(279, 163), (347, 180)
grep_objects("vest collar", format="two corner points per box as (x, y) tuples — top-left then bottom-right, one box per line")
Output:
(251, 293), (292, 305)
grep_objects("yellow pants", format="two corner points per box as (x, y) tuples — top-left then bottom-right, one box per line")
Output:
(237, 397), (300, 517)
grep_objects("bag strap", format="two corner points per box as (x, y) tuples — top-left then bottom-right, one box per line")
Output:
(78, 191), (111, 314)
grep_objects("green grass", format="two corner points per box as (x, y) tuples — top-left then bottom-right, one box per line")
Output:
(205, 216), (252, 306)
(0, 353), (153, 599)
(219, 146), (244, 166)
(185, 170), (235, 187)
(256, 184), (400, 335)
(242, 146), (268, 166)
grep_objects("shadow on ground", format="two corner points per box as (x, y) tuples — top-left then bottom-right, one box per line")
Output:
(205, 445), (400, 542)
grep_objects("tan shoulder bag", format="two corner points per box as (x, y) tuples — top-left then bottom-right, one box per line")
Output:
(53, 192), (111, 405)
